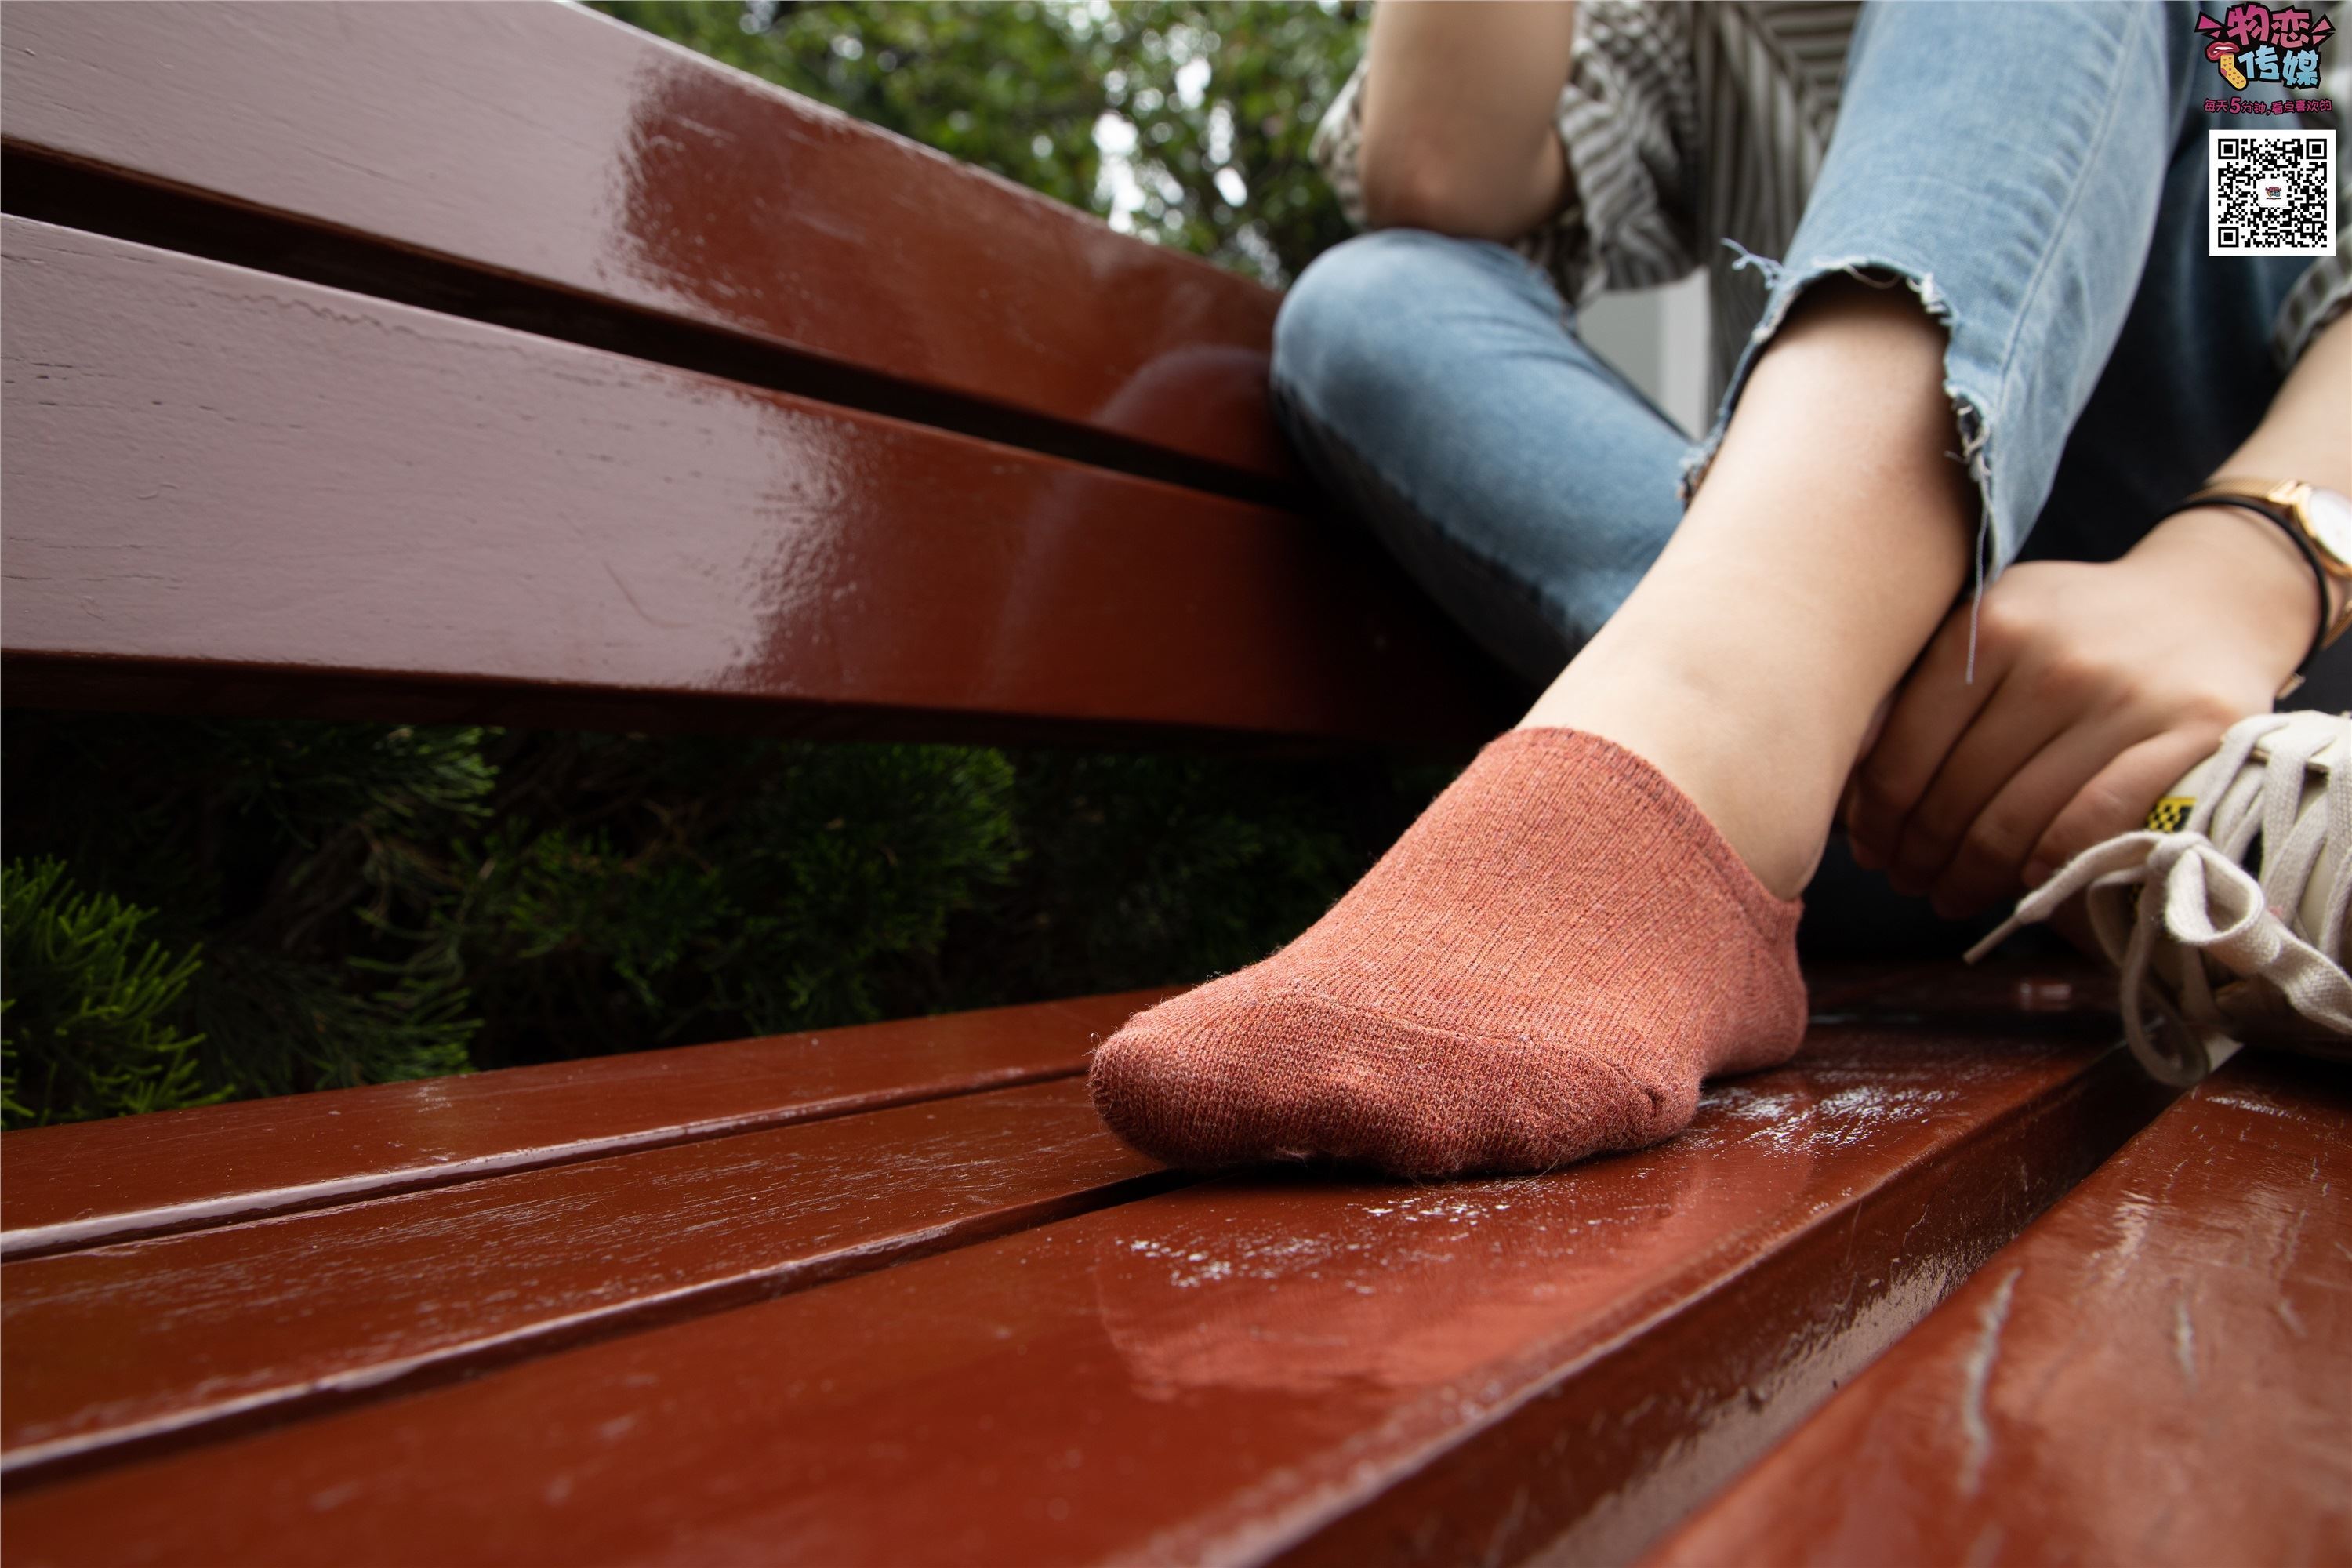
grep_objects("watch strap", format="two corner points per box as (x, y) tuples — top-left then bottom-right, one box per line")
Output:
(2158, 493), (2334, 677)
(2199, 480), (2352, 647)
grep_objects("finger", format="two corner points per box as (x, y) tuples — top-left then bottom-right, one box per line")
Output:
(2026, 726), (2230, 886)
(1924, 708), (2143, 919)
(1840, 695), (1898, 866)
(1848, 604), (2004, 868)
(1839, 768), (1875, 866)
(1889, 651), (2089, 898)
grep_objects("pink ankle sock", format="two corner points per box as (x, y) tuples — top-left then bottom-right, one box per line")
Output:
(1088, 728), (1808, 1177)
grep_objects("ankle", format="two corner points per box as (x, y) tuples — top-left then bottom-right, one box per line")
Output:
(1522, 651), (1842, 899)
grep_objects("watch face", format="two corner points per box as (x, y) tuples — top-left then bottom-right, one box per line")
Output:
(2306, 488), (2352, 571)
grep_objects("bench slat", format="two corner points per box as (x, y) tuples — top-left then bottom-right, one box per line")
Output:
(2, 1079), (1165, 1479)
(0, 0), (1294, 485)
(0, 968), (1940, 1261)
(1639, 1050), (2352, 1568)
(1, 219), (1507, 745)
(0, 989), (1167, 1261)
(0, 987), (2169, 1567)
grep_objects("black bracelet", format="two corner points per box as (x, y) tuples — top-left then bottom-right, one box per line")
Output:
(2156, 495), (2331, 677)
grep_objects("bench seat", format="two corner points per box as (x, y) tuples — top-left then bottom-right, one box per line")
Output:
(0, 991), (1171, 1261)
(1643, 1048), (2352, 1568)
(3, 1077), (1171, 1477)
(2, 960), (2170, 1565)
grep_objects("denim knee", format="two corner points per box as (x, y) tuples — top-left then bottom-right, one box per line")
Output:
(1272, 231), (1420, 432)
(1272, 230), (1554, 437)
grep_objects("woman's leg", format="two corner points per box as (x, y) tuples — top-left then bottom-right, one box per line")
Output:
(1526, 281), (1976, 897)
(1094, 2), (2205, 1176)
(1535, 0), (2211, 895)
(1269, 227), (1690, 688)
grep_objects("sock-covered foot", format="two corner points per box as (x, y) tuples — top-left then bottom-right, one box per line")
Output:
(1088, 728), (1808, 1177)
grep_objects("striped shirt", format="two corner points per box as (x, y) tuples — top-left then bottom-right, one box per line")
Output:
(1311, 2), (2350, 399)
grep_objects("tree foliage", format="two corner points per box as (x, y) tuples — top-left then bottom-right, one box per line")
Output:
(1, 859), (219, 1125)
(0, 712), (1446, 1127)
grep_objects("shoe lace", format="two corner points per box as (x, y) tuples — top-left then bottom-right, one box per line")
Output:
(1965, 711), (2352, 1085)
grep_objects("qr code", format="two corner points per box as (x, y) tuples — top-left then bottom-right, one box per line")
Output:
(2211, 130), (2336, 256)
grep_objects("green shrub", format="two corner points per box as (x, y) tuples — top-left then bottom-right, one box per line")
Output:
(1, 858), (223, 1127)
(0, 712), (1454, 1120)
(448, 734), (1024, 1056)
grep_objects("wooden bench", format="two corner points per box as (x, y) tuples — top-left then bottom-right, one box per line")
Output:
(3, 5), (2343, 1562)
(1643, 1048), (2352, 1568)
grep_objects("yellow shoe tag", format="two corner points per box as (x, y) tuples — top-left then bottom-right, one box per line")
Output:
(2146, 795), (2195, 833)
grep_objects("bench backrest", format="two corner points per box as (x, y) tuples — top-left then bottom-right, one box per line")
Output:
(1, 0), (1511, 750)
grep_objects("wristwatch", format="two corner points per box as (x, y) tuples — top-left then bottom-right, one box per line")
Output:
(2179, 477), (2352, 659)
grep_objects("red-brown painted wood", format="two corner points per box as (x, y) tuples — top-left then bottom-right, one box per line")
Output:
(3, 978), (2032, 1491)
(1, 219), (1508, 745)
(2, 1079), (1166, 1480)
(1806, 956), (2117, 1025)
(0, 989), (1170, 1261)
(0, 0), (1294, 483)
(0, 976), (2172, 1567)
(1642, 1049), (2352, 1568)
(0, 967), (1977, 1263)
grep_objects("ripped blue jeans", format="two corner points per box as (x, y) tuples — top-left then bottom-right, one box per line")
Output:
(1269, 1), (2312, 690)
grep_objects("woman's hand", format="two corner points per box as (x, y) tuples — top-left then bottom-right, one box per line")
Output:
(1847, 308), (2351, 920)
(1842, 506), (2313, 918)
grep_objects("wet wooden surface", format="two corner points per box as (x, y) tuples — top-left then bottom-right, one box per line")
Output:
(1, 964), (2176, 1567)
(0, 975), (1919, 1263)
(0, 1), (1294, 484)
(1, 220), (1508, 748)
(1642, 1048), (2352, 1568)
(0, 975), (1944, 1477)
(2, 1080), (1169, 1480)
(1, 989), (1167, 1260)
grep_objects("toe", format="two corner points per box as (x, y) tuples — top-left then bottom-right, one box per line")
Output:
(1088, 981), (1697, 1178)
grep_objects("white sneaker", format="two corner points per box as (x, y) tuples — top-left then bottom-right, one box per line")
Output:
(1966, 710), (2352, 1085)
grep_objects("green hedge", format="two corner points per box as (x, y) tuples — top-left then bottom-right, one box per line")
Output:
(0, 714), (1455, 1127)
